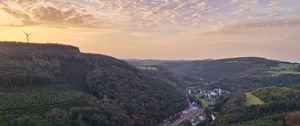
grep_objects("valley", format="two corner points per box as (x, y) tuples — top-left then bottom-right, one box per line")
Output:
(0, 42), (299, 126)
(1, 0), (300, 125)
(129, 58), (300, 126)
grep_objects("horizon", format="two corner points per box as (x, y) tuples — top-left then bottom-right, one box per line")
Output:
(1, 0), (300, 62)
(1, 41), (299, 63)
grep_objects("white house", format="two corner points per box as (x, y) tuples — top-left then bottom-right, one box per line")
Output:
(199, 116), (205, 121)
(211, 114), (216, 121)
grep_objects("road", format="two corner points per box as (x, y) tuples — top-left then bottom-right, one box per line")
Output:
(159, 87), (203, 126)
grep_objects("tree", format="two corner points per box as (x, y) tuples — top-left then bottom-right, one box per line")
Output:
(285, 111), (300, 126)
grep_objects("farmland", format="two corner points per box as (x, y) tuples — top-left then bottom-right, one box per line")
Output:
(245, 92), (264, 106)
(0, 86), (84, 111)
(267, 63), (300, 76)
(199, 99), (212, 108)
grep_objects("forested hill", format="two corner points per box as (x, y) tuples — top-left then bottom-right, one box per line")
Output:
(126, 57), (300, 90)
(213, 86), (300, 126)
(0, 42), (186, 126)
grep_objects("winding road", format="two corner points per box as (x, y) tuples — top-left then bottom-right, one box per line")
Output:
(159, 87), (203, 126)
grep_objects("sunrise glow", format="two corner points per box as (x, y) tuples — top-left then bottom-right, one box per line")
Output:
(0, 0), (299, 62)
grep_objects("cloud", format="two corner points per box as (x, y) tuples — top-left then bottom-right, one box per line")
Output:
(230, 0), (238, 4)
(0, 0), (36, 25)
(233, 5), (250, 15)
(269, 0), (280, 7)
(0, 0), (100, 28)
(31, 6), (96, 27)
(0, 0), (220, 29)
(0, 0), (7, 7)
(0, 0), (298, 30)
(203, 19), (300, 36)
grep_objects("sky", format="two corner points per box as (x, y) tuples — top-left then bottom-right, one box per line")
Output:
(0, 0), (300, 62)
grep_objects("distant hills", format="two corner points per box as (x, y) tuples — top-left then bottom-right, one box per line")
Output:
(126, 57), (300, 90)
(126, 58), (300, 126)
(125, 59), (188, 66)
(0, 42), (186, 126)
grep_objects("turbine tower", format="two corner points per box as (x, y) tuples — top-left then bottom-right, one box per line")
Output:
(23, 31), (32, 43)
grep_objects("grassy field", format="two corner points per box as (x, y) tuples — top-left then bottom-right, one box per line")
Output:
(200, 99), (211, 108)
(245, 92), (264, 106)
(137, 66), (158, 71)
(267, 63), (300, 76)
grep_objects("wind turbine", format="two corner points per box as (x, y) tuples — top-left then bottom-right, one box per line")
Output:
(23, 31), (32, 43)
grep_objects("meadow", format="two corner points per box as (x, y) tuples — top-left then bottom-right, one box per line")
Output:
(245, 92), (264, 106)
(268, 63), (300, 76)
(199, 99), (214, 108)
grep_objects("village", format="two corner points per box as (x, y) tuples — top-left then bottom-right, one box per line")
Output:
(192, 88), (230, 102)
(187, 88), (230, 126)
(159, 85), (231, 126)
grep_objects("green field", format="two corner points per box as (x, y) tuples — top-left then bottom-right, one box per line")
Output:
(267, 63), (300, 76)
(245, 92), (264, 106)
(199, 99), (214, 108)
(137, 66), (158, 71)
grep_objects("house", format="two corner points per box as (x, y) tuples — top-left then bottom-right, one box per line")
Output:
(210, 92), (217, 96)
(199, 116), (205, 121)
(192, 102), (197, 106)
(211, 114), (216, 121)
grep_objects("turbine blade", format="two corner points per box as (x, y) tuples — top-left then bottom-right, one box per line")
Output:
(23, 31), (28, 35)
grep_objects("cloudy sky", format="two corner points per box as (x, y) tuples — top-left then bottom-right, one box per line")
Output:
(0, 0), (299, 62)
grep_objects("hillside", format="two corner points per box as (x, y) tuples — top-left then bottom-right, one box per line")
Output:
(125, 59), (172, 66)
(159, 57), (279, 83)
(0, 42), (186, 126)
(213, 86), (300, 126)
(127, 58), (300, 90)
